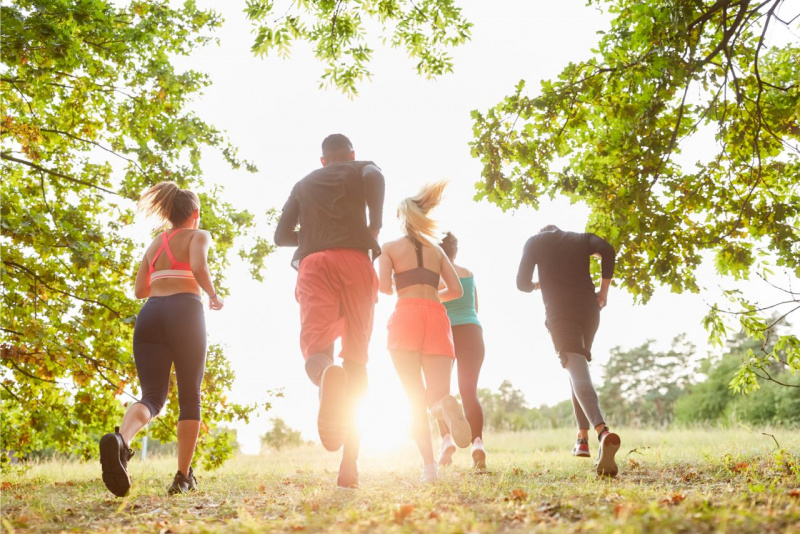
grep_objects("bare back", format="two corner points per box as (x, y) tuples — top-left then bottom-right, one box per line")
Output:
(379, 237), (462, 302)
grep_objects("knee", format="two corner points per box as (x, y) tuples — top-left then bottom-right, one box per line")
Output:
(178, 392), (202, 422)
(305, 353), (333, 386)
(137, 398), (164, 419)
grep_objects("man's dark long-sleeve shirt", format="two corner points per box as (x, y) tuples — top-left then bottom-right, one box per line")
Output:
(274, 161), (384, 268)
(516, 229), (615, 314)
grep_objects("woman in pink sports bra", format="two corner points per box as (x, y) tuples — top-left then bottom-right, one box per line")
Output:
(99, 182), (223, 498)
(378, 181), (471, 483)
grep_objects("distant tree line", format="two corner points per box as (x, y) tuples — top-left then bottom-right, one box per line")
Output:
(481, 330), (800, 431)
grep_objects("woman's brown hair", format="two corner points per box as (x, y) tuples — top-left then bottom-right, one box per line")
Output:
(138, 182), (200, 228)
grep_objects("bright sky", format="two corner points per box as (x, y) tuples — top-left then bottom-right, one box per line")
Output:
(158, 1), (796, 454)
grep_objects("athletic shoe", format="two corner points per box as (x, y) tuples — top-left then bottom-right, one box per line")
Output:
(337, 463), (359, 489)
(168, 467), (197, 495)
(437, 433), (456, 466)
(420, 463), (439, 483)
(471, 437), (487, 470)
(572, 437), (591, 458)
(99, 426), (134, 497)
(317, 365), (348, 452)
(596, 428), (621, 477)
(440, 395), (472, 448)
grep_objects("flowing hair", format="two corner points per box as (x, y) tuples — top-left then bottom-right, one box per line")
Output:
(397, 180), (448, 244)
(138, 182), (200, 228)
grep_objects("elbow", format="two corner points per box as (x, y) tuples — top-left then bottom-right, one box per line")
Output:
(134, 287), (149, 299)
(516, 279), (533, 293)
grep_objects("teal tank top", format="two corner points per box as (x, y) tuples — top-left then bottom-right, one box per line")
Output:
(443, 275), (481, 327)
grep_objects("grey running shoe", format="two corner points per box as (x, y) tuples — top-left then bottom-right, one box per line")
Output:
(168, 467), (197, 495)
(317, 365), (348, 452)
(440, 395), (471, 448)
(437, 434), (456, 466)
(99, 426), (134, 497)
(596, 429), (620, 477)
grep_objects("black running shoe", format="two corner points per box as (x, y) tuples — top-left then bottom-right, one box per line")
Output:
(168, 467), (198, 495)
(99, 426), (134, 497)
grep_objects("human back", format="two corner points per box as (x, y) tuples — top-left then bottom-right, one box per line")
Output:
(143, 229), (208, 297)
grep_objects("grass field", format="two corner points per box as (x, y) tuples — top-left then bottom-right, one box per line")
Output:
(2, 428), (799, 533)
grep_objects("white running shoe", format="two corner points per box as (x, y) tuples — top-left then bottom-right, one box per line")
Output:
(471, 437), (486, 470)
(420, 463), (439, 483)
(438, 434), (456, 466)
(440, 395), (471, 448)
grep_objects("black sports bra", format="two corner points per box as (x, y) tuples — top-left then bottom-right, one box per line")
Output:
(393, 238), (440, 290)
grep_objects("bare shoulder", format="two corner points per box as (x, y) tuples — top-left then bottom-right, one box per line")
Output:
(454, 264), (472, 277)
(188, 229), (212, 245)
(381, 238), (405, 253)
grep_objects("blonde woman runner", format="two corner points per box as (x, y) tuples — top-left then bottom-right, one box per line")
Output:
(99, 182), (223, 497)
(379, 181), (471, 483)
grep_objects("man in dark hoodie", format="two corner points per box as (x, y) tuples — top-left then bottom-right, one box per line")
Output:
(516, 225), (621, 477)
(274, 134), (384, 488)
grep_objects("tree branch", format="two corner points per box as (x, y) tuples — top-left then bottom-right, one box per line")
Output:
(0, 153), (118, 195)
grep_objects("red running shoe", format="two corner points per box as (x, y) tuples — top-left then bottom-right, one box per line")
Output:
(572, 437), (590, 458)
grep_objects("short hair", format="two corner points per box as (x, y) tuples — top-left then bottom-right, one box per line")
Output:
(539, 224), (559, 233)
(321, 134), (353, 162)
(439, 231), (458, 260)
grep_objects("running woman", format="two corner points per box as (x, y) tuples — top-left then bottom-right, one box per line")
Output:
(379, 182), (471, 483)
(274, 134), (384, 488)
(99, 182), (224, 497)
(435, 232), (487, 470)
(516, 225), (621, 477)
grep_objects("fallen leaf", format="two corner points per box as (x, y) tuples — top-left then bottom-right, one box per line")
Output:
(428, 511), (440, 519)
(393, 504), (415, 523)
(732, 462), (749, 472)
(660, 493), (686, 506)
(0, 482), (13, 491)
(508, 488), (528, 501)
(788, 489), (800, 498)
(614, 502), (632, 520)
(628, 458), (640, 469)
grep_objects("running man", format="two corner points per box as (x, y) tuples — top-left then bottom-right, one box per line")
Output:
(274, 134), (384, 488)
(516, 225), (621, 477)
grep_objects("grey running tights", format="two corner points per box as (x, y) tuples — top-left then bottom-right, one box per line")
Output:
(562, 351), (605, 430)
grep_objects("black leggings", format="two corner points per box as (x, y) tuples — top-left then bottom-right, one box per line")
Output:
(437, 324), (485, 440)
(133, 293), (206, 421)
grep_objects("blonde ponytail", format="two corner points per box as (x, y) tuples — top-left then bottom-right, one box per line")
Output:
(138, 182), (200, 228)
(397, 180), (448, 244)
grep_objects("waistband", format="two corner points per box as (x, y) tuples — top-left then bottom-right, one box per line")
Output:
(146, 292), (202, 302)
(394, 298), (446, 310)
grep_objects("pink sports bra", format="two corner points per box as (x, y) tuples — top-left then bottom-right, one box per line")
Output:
(148, 229), (195, 283)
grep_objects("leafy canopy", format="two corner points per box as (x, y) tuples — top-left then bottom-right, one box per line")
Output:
(469, 0), (800, 392)
(245, 0), (473, 96)
(1, 0), (272, 468)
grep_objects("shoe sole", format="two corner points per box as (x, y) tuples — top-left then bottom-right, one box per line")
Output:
(99, 433), (130, 497)
(441, 395), (471, 448)
(318, 366), (348, 452)
(472, 449), (486, 470)
(573, 450), (591, 458)
(596, 433), (620, 477)
(438, 445), (456, 466)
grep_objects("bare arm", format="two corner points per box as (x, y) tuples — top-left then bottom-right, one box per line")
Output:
(438, 250), (463, 302)
(134, 254), (151, 299)
(189, 231), (223, 310)
(363, 164), (384, 240)
(378, 243), (394, 295)
(516, 237), (538, 292)
(274, 194), (300, 246)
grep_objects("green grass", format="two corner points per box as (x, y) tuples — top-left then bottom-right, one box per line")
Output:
(2, 428), (799, 533)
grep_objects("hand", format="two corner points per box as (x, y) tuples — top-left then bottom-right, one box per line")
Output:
(533, 281), (541, 291)
(209, 294), (224, 310)
(596, 292), (607, 309)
